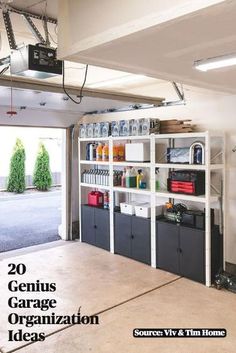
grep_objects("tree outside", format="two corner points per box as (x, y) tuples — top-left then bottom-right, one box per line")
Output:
(7, 138), (26, 193)
(33, 143), (52, 191)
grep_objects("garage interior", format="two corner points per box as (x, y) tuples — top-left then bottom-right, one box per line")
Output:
(0, 1), (236, 353)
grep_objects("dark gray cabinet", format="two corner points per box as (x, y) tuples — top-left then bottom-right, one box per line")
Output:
(81, 205), (96, 246)
(179, 227), (205, 283)
(131, 217), (151, 265)
(157, 222), (179, 275)
(81, 205), (110, 251)
(156, 220), (205, 283)
(114, 213), (151, 265)
(114, 213), (132, 258)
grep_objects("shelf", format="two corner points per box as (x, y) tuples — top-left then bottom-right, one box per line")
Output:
(78, 129), (225, 287)
(155, 190), (219, 203)
(79, 137), (110, 142)
(155, 163), (224, 170)
(155, 132), (207, 139)
(80, 161), (223, 169)
(80, 183), (110, 190)
(112, 135), (150, 141)
(113, 161), (151, 167)
(113, 186), (151, 195)
(79, 132), (221, 142)
(80, 160), (109, 165)
(155, 163), (206, 170)
(210, 164), (224, 170)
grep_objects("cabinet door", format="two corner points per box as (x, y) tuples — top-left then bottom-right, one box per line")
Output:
(180, 227), (205, 283)
(95, 208), (110, 251)
(131, 217), (151, 265)
(114, 213), (132, 258)
(156, 222), (179, 274)
(81, 205), (96, 246)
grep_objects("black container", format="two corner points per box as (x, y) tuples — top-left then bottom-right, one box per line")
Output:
(181, 209), (215, 230)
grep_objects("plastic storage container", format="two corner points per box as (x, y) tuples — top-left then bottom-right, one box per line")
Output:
(125, 143), (150, 162)
(135, 204), (163, 218)
(126, 167), (137, 188)
(120, 201), (142, 215)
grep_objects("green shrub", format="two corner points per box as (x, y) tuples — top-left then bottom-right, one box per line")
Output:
(33, 143), (52, 191)
(7, 138), (26, 193)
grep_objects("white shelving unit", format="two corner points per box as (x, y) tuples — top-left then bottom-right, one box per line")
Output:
(78, 131), (225, 287)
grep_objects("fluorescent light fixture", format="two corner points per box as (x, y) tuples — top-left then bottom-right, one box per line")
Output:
(88, 74), (147, 88)
(194, 53), (236, 72)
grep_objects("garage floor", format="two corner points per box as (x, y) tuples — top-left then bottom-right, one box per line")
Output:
(0, 242), (235, 353)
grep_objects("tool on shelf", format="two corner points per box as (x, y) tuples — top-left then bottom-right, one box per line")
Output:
(82, 169), (109, 186)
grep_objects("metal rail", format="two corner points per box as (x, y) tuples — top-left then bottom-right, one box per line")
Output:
(2, 10), (17, 49)
(0, 2), (57, 24)
(22, 14), (46, 45)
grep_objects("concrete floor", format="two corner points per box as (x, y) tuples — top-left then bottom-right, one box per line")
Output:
(0, 241), (235, 353)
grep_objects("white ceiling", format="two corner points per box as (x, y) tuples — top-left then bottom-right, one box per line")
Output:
(65, 0), (236, 94)
(0, 0), (167, 95)
(7, 0), (58, 19)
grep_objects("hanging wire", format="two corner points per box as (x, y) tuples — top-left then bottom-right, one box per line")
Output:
(6, 71), (17, 117)
(62, 61), (89, 105)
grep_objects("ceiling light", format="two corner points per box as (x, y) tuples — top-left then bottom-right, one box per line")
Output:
(194, 53), (236, 72)
(88, 74), (147, 88)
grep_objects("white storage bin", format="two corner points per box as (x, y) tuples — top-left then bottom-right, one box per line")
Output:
(125, 143), (150, 162)
(120, 201), (142, 215)
(135, 203), (163, 218)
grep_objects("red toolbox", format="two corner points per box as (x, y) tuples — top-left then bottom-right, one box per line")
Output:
(167, 170), (205, 196)
(88, 191), (104, 207)
(168, 180), (195, 194)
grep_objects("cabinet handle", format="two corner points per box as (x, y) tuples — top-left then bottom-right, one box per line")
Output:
(179, 248), (183, 254)
(131, 235), (134, 239)
(94, 225), (97, 229)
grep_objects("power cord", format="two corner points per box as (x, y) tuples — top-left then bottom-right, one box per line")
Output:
(62, 61), (89, 105)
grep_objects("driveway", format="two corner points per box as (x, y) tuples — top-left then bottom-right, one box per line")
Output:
(0, 190), (61, 252)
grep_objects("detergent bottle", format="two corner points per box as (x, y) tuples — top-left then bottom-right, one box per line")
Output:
(102, 143), (109, 161)
(96, 143), (103, 161)
(136, 169), (142, 189)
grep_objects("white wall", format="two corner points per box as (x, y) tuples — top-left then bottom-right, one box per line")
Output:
(77, 86), (236, 265)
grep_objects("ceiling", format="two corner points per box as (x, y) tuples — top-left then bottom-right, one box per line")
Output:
(0, 0), (167, 96)
(62, 0), (236, 94)
(4, 0), (58, 19)
(0, 0), (166, 128)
